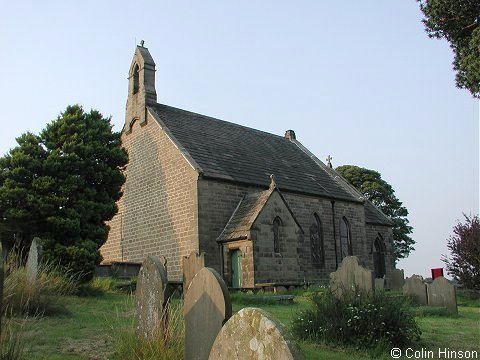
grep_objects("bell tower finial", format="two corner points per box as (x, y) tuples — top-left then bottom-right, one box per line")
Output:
(125, 44), (157, 133)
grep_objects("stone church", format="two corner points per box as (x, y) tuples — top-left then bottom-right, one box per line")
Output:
(100, 45), (395, 288)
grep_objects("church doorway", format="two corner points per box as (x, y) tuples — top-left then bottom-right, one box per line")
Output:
(373, 236), (386, 278)
(230, 250), (242, 288)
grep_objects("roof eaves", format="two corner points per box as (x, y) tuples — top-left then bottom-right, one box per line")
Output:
(147, 106), (204, 175)
(289, 139), (363, 204)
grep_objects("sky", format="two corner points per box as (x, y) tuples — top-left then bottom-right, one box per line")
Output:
(0, 1), (478, 278)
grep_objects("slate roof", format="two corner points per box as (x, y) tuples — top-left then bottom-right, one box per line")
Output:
(150, 104), (361, 202)
(148, 103), (392, 226)
(217, 190), (271, 242)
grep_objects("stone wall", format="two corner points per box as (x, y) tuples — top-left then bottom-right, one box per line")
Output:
(198, 178), (376, 284)
(101, 111), (199, 282)
(365, 224), (395, 277)
(251, 191), (303, 284)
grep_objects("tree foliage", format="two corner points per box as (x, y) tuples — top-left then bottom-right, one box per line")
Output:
(335, 165), (414, 259)
(0, 105), (128, 280)
(442, 214), (480, 290)
(417, 0), (480, 98)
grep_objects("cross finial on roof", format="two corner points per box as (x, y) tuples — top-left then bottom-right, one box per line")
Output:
(326, 155), (333, 168)
(269, 174), (277, 190)
(140, 40), (145, 47)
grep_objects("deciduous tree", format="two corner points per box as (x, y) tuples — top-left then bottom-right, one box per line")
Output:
(335, 165), (414, 259)
(442, 214), (480, 289)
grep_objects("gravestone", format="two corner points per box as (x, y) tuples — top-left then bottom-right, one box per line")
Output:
(387, 269), (405, 291)
(375, 278), (385, 291)
(209, 307), (304, 360)
(330, 256), (374, 298)
(26, 237), (42, 285)
(182, 251), (205, 295)
(427, 276), (457, 314)
(184, 267), (231, 360)
(402, 275), (427, 305)
(136, 256), (169, 340)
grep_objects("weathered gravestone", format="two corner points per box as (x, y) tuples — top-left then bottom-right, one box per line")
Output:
(209, 307), (304, 360)
(330, 256), (373, 298)
(427, 276), (457, 314)
(387, 268), (405, 291)
(182, 251), (205, 295)
(136, 256), (169, 340)
(375, 278), (385, 291)
(26, 237), (42, 285)
(403, 275), (427, 305)
(184, 267), (231, 360)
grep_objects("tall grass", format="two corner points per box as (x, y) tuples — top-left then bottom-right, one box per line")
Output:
(2, 253), (77, 316)
(109, 296), (184, 360)
(0, 317), (28, 360)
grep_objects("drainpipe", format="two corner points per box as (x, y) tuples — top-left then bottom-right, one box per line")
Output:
(331, 200), (338, 269)
(219, 243), (225, 279)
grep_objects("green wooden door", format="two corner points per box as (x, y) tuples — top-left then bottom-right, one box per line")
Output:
(231, 250), (242, 288)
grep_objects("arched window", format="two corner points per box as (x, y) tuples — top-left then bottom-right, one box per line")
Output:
(273, 216), (282, 253)
(133, 64), (140, 94)
(373, 235), (386, 278)
(310, 213), (324, 267)
(339, 217), (351, 260)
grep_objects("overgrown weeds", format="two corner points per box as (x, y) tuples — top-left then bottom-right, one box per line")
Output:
(3, 253), (77, 316)
(0, 317), (29, 360)
(109, 296), (184, 360)
(292, 288), (421, 351)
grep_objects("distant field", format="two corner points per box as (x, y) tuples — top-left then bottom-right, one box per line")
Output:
(10, 284), (480, 360)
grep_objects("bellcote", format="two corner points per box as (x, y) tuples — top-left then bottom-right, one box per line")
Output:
(125, 43), (157, 133)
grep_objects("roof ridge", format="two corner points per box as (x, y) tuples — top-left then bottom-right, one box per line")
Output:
(154, 103), (287, 140)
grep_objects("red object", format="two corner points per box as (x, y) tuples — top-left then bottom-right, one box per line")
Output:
(431, 268), (444, 279)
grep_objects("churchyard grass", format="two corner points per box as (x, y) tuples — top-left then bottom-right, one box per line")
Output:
(5, 283), (479, 359)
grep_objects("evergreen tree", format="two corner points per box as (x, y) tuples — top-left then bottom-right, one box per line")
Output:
(0, 105), (128, 280)
(417, 0), (480, 97)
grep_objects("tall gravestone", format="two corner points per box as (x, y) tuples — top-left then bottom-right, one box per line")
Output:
(330, 256), (374, 298)
(403, 275), (428, 305)
(26, 237), (42, 285)
(184, 267), (231, 360)
(387, 269), (405, 291)
(136, 256), (169, 340)
(209, 307), (304, 360)
(427, 276), (457, 314)
(182, 251), (205, 295)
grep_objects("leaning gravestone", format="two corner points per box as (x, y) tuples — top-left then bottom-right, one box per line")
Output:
(136, 256), (169, 340)
(387, 269), (405, 291)
(427, 276), (457, 314)
(182, 251), (205, 295)
(403, 275), (428, 305)
(26, 237), (42, 285)
(209, 307), (304, 360)
(330, 256), (374, 298)
(184, 267), (231, 360)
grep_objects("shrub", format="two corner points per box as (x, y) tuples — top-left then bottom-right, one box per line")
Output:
(292, 288), (421, 350)
(3, 254), (77, 316)
(110, 297), (184, 360)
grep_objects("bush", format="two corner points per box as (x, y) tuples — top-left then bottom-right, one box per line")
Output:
(292, 289), (421, 350)
(3, 254), (77, 316)
(110, 297), (184, 360)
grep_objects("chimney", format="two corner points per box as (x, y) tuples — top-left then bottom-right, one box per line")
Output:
(284, 130), (296, 140)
